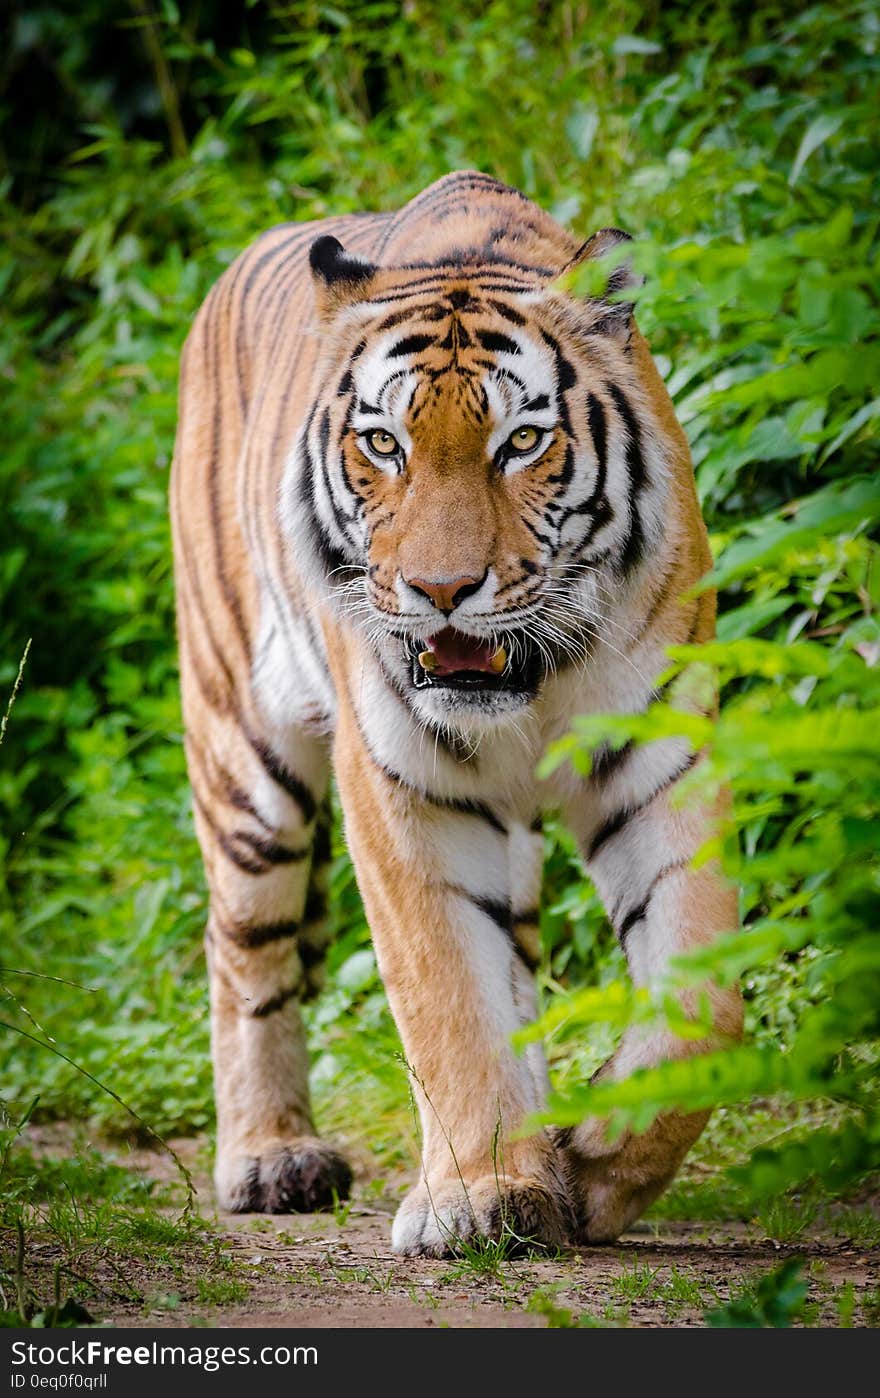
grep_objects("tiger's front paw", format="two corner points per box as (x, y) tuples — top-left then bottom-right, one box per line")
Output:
(391, 1175), (572, 1258)
(216, 1137), (353, 1214)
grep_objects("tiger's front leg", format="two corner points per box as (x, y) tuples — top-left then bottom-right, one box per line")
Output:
(333, 711), (574, 1258)
(183, 700), (352, 1215)
(561, 751), (742, 1242)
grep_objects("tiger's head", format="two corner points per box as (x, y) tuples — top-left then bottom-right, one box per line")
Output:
(292, 229), (669, 729)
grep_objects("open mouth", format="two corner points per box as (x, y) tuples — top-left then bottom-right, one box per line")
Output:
(408, 627), (537, 694)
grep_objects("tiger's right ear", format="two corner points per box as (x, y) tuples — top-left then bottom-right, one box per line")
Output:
(309, 235), (378, 318)
(559, 227), (641, 344)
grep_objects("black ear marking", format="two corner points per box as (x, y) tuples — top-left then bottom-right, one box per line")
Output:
(309, 235), (376, 288)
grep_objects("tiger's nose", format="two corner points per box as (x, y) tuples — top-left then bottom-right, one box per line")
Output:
(405, 572), (487, 614)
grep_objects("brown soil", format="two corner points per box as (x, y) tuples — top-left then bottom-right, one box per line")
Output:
(18, 1130), (880, 1328)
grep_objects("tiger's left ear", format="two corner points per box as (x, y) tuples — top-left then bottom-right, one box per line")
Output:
(309, 235), (378, 318)
(561, 227), (642, 344)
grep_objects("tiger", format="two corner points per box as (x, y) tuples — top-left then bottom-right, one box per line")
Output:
(170, 170), (741, 1256)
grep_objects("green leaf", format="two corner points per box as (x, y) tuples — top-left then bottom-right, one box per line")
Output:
(704, 477), (880, 591)
(789, 113), (845, 186)
(565, 104), (599, 161)
(612, 35), (662, 55)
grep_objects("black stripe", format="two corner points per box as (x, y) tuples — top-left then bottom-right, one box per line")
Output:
(587, 392), (608, 482)
(590, 740), (633, 783)
(588, 753), (699, 862)
(464, 894), (539, 971)
(231, 829), (309, 866)
(250, 985), (300, 1018)
(615, 858), (691, 949)
(376, 303), (443, 332)
(366, 276), (536, 306)
(317, 405), (359, 543)
(217, 771), (273, 830)
(489, 298), (527, 325)
(539, 330), (577, 398)
(608, 382), (649, 577)
(193, 791), (270, 876)
(441, 796), (507, 835)
(684, 594), (704, 645)
(520, 515), (556, 548)
(192, 777), (310, 874)
(475, 281), (535, 293)
(246, 733), (317, 825)
(514, 943), (540, 973)
(220, 919), (300, 949)
(618, 900), (648, 943)
(471, 896), (512, 934)
(368, 280), (454, 305)
(186, 732), (274, 831)
(557, 391), (614, 541)
(476, 329), (520, 355)
(496, 369), (528, 397)
(298, 424), (351, 580)
(389, 332), (435, 358)
(298, 939), (327, 970)
(216, 839), (267, 876)
(367, 748), (503, 832)
(546, 441), (575, 489)
(524, 392), (550, 412)
(513, 907), (540, 925)
(311, 818), (332, 866)
(394, 252), (553, 278)
(438, 320), (472, 350)
(303, 887), (327, 923)
(370, 367), (413, 405)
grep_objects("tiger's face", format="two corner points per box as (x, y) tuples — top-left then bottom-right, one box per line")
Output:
(295, 234), (667, 728)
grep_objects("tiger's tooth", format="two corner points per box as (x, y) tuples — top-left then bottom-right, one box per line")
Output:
(489, 646), (507, 673)
(417, 650), (437, 672)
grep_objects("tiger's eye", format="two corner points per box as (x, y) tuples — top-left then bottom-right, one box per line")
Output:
(366, 429), (400, 457)
(509, 425), (540, 453)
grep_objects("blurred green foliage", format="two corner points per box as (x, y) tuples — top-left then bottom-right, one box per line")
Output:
(705, 1258), (809, 1328)
(1, 0), (878, 1220)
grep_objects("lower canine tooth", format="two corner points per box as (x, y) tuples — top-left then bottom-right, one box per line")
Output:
(489, 646), (507, 673)
(417, 651), (437, 672)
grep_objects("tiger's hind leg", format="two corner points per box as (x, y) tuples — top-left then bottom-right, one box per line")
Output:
(184, 697), (351, 1214)
(562, 762), (742, 1242)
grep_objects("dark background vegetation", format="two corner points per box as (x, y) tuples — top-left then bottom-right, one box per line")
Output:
(1, 0), (878, 1326)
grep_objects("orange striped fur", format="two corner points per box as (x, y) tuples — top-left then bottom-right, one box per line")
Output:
(171, 172), (740, 1250)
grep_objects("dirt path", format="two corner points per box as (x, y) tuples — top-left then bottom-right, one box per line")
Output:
(136, 1209), (878, 1329)
(90, 1137), (880, 1328)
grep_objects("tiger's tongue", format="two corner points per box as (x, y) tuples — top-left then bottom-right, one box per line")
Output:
(426, 628), (497, 675)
